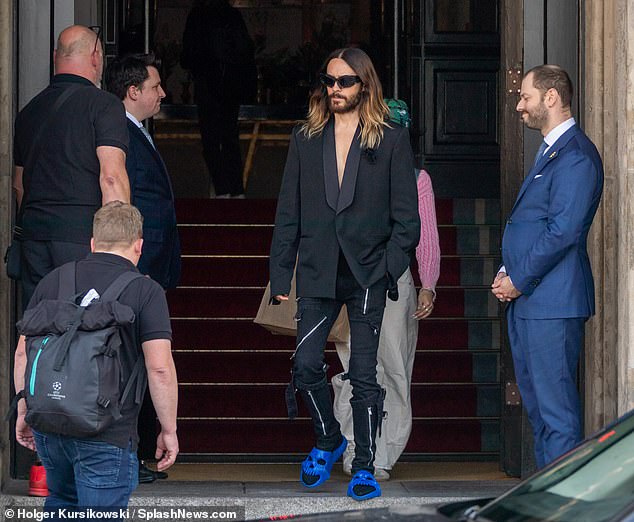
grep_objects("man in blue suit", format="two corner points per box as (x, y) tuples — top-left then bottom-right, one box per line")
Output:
(492, 65), (603, 468)
(105, 54), (181, 482)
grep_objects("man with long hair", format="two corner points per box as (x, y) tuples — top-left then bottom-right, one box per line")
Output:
(269, 48), (420, 500)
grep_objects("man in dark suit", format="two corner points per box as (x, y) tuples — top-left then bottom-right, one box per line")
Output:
(492, 65), (604, 468)
(105, 54), (181, 482)
(269, 48), (420, 500)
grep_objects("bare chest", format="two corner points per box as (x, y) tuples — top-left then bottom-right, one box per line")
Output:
(334, 127), (357, 187)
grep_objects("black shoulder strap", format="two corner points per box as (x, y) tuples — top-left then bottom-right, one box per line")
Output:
(57, 262), (77, 300)
(18, 84), (84, 226)
(100, 271), (146, 302)
(120, 356), (147, 408)
(23, 84), (84, 178)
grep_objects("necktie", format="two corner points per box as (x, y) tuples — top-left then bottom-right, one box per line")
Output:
(140, 125), (156, 149)
(533, 140), (548, 166)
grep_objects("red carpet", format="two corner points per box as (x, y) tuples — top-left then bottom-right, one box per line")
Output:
(169, 198), (501, 459)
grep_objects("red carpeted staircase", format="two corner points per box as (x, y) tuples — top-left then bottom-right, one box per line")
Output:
(169, 198), (501, 459)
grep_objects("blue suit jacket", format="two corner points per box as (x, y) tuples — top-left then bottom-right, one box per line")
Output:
(126, 120), (181, 289)
(502, 124), (604, 319)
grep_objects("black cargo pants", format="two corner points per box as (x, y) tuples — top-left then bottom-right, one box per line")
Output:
(288, 256), (388, 475)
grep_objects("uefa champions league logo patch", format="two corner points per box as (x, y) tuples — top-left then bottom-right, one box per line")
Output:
(47, 381), (66, 400)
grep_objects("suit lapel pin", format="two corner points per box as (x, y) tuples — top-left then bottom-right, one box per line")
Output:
(548, 150), (558, 159)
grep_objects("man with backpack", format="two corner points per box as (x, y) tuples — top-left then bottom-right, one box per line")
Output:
(13, 202), (178, 512)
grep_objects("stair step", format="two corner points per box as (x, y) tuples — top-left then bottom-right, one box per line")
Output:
(168, 198), (503, 459)
(175, 199), (277, 224)
(177, 383), (500, 418)
(172, 351), (499, 384)
(177, 419), (500, 454)
(178, 255), (501, 287)
(177, 224), (501, 256)
(174, 198), (500, 226)
(167, 287), (501, 319)
(445, 199), (501, 226)
(179, 225), (273, 256)
(171, 318), (501, 351)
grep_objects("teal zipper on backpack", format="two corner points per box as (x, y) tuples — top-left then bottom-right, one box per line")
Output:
(30, 337), (50, 396)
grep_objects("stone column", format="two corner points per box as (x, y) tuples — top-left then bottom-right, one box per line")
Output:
(584, 0), (634, 433)
(0, 0), (15, 489)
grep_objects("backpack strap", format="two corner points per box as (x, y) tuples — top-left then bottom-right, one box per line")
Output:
(4, 390), (26, 423)
(104, 356), (147, 423)
(100, 271), (150, 416)
(100, 271), (146, 302)
(120, 357), (147, 407)
(57, 261), (77, 300)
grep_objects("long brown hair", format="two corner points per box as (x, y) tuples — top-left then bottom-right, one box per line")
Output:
(300, 48), (389, 149)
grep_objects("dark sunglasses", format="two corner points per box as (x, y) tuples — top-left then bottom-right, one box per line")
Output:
(89, 25), (102, 54)
(319, 73), (362, 89)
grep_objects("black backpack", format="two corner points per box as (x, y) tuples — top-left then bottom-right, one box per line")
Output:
(12, 262), (146, 438)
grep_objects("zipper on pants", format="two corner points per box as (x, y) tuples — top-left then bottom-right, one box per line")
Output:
(295, 315), (327, 353)
(367, 406), (374, 466)
(308, 390), (327, 436)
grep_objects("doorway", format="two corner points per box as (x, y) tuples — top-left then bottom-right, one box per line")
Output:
(10, 0), (510, 478)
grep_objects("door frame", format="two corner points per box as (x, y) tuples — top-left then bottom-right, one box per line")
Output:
(499, 0), (526, 478)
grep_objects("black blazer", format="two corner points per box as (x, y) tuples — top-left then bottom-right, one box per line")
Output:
(126, 119), (181, 289)
(269, 120), (420, 300)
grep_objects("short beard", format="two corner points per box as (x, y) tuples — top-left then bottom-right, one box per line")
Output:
(523, 101), (549, 130)
(328, 91), (362, 114)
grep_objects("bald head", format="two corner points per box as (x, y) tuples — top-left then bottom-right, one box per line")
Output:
(54, 25), (103, 86)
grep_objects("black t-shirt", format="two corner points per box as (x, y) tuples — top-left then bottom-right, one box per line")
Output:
(27, 253), (172, 449)
(14, 74), (129, 243)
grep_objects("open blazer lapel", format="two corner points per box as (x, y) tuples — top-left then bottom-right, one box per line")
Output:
(336, 125), (361, 214)
(322, 119), (339, 212)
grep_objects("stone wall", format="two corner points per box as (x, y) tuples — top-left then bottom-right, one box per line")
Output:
(584, 0), (634, 433)
(0, 0), (15, 490)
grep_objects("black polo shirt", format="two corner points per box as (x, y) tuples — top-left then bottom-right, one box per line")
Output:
(14, 74), (128, 243)
(27, 253), (172, 449)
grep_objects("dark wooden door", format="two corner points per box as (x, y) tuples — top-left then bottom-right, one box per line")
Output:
(403, 0), (510, 468)
(499, 0), (581, 478)
(406, 0), (500, 199)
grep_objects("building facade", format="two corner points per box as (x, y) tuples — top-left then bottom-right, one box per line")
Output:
(0, 0), (633, 485)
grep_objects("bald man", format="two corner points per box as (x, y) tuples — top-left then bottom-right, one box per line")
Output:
(13, 25), (130, 307)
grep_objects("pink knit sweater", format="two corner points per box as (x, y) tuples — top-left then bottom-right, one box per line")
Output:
(415, 169), (441, 293)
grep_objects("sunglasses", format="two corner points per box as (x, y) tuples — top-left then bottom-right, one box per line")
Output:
(319, 73), (362, 89)
(89, 25), (102, 54)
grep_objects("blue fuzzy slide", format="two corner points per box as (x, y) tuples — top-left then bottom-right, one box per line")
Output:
(347, 470), (382, 501)
(300, 438), (347, 488)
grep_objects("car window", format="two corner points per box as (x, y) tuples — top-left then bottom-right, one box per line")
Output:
(476, 413), (634, 521)
(547, 437), (634, 500)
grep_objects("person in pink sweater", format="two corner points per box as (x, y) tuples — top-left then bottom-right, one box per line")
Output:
(333, 168), (441, 480)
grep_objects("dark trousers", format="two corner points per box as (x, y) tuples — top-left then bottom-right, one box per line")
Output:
(195, 79), (244, 197)
(292, 257), (388, 474)
(20, 239), (90, 310)
(507, 302), (584, 468)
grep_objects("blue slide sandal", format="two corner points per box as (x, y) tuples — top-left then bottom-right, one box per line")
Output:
(347, 470), (382, 501)
(300, 438), (347, 488)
